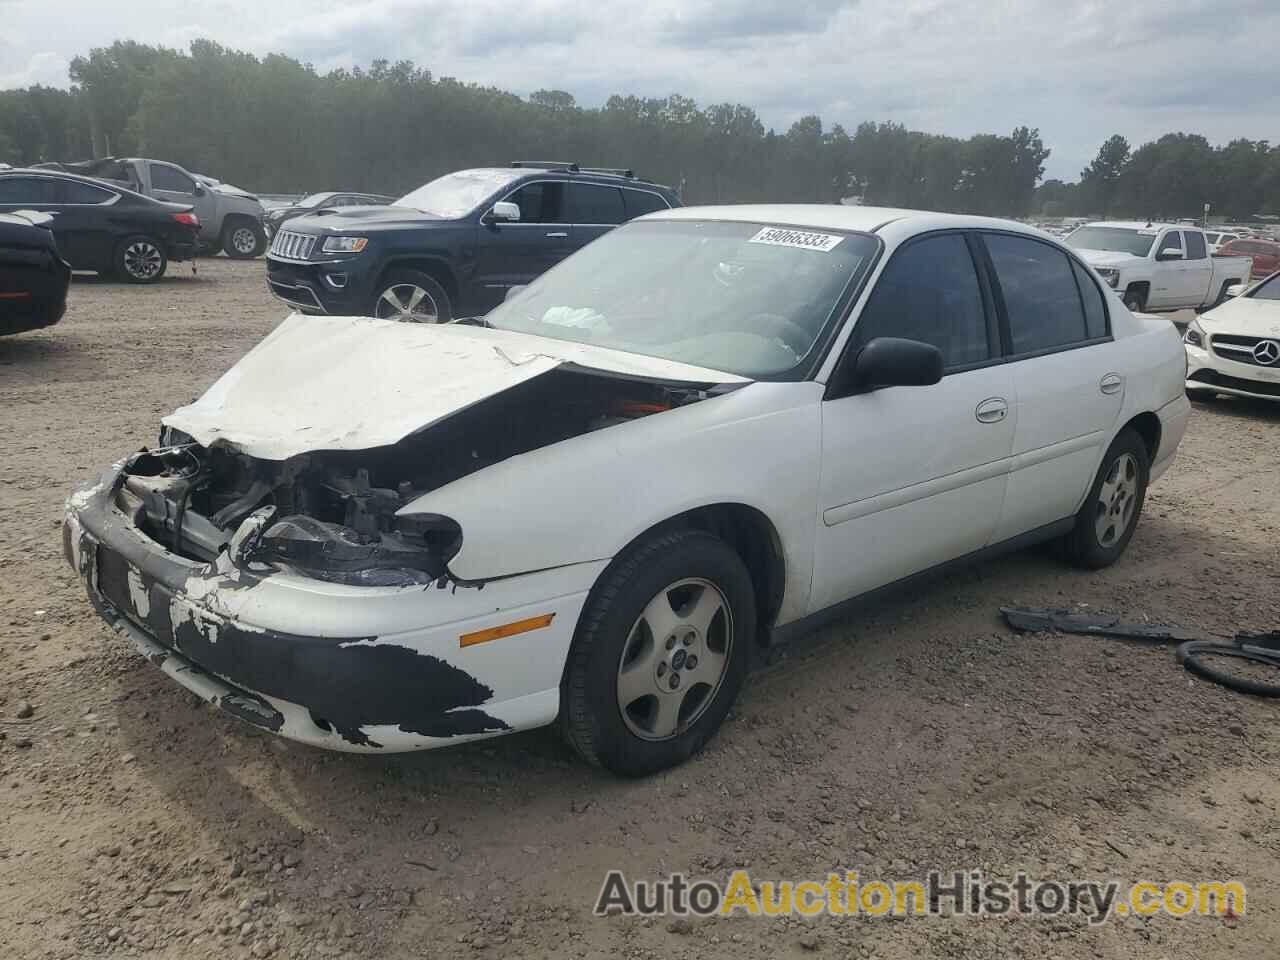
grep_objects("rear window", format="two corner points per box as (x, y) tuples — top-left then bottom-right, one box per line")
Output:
(622, 189), (670, 217)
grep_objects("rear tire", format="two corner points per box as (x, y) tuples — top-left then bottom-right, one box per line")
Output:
(1060, 428), (1149, 569)
(114, 236), (167, 283)
(221, 218), (266, 259)
(560, 529), (754, 777)
(370, 269), (453, 323)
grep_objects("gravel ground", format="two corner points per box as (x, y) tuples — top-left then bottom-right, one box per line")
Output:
(1, 258), (1278, 960)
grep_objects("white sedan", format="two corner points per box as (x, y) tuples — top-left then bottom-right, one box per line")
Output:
(1184, 271), (1280, 402)
(64, 206), (1191, 776)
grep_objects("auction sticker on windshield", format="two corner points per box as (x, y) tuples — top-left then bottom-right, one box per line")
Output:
(749, 227), (844, 252)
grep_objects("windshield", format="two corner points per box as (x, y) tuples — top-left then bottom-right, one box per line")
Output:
(298, 192), (332, 208)
(396, 169), (524, 218)
(1066, 226), (1157, 257)
(483, 220), (878, 378)
(1249, 274), (1280, 300)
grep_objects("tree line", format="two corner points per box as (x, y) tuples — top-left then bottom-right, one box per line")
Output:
(1, 39), (1277, 220)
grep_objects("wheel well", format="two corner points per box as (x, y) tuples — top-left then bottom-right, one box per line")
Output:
(222, 213), (258, 233)
(1123, 281), (1149, 301)
(633, 504), (785, 646)
(379, 258), (458, 303)
(1123, 412), (1161, 463)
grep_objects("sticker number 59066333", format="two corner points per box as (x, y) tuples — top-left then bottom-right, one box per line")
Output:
(748, 227), (844, 252)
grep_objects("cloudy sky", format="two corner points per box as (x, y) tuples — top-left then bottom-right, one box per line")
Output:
(1, 0), (1276, 180)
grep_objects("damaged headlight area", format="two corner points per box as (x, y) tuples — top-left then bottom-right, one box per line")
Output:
(111, 366), (711, 584)
(252, 514), (461, 587)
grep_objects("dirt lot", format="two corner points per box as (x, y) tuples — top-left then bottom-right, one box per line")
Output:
(2, 258), (1279, 960)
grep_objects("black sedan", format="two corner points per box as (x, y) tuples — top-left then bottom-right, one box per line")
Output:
(263, 191), (395, 238)
(0, 211), (71, 336)
(0, 169), (200, 283)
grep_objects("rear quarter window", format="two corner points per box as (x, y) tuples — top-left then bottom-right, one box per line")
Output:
(985, 234), (1090, 355)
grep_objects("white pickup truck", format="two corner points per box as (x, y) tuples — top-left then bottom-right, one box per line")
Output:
(1066, 222), (1253, 314)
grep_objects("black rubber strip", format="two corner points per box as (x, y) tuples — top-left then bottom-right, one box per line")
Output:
(1177, 640), (1280, 698)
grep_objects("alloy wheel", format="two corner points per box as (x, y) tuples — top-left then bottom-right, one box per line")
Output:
(616, 577), (733, 741)
(124, 241), (163, 280)
(374, 283), (439, 322)
(1095, 452), (1139, 547)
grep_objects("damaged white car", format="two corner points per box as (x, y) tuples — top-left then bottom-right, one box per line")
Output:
(65, 206), (1191, 775)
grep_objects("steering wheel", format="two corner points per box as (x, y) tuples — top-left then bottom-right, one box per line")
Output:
(748, 313), (811, 356)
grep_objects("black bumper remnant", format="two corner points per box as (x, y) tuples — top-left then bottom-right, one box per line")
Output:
(68, 466), (510, 747)
(1000, 606), (1201, 643)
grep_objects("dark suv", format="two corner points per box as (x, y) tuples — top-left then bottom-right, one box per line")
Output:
(265, 162), (680, 322)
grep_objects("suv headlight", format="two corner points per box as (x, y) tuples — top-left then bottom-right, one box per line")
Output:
(321, 236), (369, 254)
(1094, 267), (1120, 288)
(1184, 318), (1206, 348)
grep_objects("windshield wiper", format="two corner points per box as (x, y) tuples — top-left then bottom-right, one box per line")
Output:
(452, 316), (493, 328)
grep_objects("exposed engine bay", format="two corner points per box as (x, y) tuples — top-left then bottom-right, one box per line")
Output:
(113, 369), (715, 585)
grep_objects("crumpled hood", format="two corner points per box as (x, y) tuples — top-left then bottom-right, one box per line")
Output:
(1075, 249), (1144, 269)
(163, 314), (746, 460)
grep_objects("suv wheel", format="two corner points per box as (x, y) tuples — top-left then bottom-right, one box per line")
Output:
(371, 270), (453, 323)
(221, 219), (266, 259)
(560, 529), (754, 777)
(115, 236), (168, 283)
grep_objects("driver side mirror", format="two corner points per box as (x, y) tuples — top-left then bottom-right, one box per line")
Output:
(193, 184), (206, 197)
(832, 337), (943, 398)
(1224, 283), (1246, 299)
(1156, 249), (1183, 261)
(488, 201), (520, 222)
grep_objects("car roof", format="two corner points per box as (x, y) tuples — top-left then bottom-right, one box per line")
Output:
(646, 204), (1055, 242)
(1083, 220), (1188, 231)
(464, 166), (674, 191)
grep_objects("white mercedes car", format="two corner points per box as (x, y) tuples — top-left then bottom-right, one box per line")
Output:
(1184, 271), (1280, 402)
(64, 206), (1191, 776)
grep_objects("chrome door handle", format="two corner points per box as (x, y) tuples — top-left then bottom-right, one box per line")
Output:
(544, 231), (568, 238)
(975, 397), (1008, 423)
(1100, 373), (1123, 395)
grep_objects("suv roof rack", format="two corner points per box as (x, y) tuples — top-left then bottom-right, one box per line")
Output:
(510, 161), (638, 180)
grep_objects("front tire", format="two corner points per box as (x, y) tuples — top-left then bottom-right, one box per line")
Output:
(221, 218), (266, 259)
(370, 269), (453, 323)
(115, 236), (167, 283)
(560, 529), (755, 777)
(1060, 429), (1150, 569)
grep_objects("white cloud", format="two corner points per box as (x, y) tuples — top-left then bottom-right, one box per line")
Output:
(0, 0), (1276, 179)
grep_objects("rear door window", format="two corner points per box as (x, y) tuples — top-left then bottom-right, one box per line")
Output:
(984, 234), (1089, 355)
(0, 176), (61, 203)
(61, 180), (116, 204)
(150, 163), (197, 194)
(502, 181), (565, 224)
(1184, 231), (1207, 259)
(852, 233), (992, 369)
(566, 183), (626, 225)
